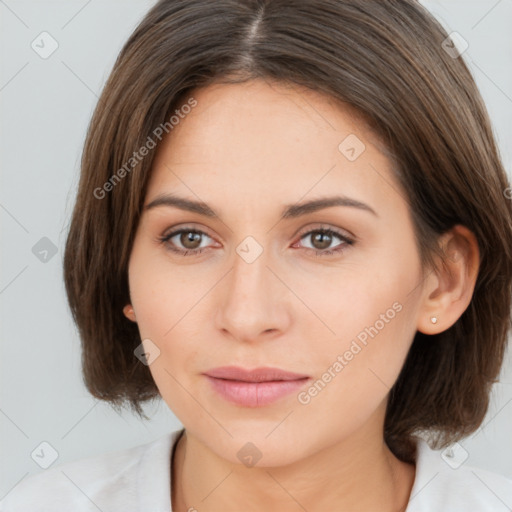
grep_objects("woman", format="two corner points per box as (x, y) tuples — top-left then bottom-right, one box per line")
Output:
(2, 1), (511, 511)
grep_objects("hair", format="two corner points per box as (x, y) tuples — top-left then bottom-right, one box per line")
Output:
(63, 0), (512, 464)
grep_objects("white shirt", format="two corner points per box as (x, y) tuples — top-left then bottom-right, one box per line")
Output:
(1, 427), (511, 511)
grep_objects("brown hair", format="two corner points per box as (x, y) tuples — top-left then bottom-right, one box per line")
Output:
(63, 0), (512, 463)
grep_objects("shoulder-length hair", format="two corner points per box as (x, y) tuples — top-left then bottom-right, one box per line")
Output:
(63, 0), (512, 463)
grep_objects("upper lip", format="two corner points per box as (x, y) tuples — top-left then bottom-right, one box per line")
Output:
(204, 366), (310, 383)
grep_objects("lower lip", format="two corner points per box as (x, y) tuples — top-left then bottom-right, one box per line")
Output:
(205, 375), (311, 407)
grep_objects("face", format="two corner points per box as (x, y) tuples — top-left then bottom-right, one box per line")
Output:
(126, 78), (427, 466)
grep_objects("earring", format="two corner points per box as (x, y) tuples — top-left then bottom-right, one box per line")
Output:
(431, 316), (438, 324)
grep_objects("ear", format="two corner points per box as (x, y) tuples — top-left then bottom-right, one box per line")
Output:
(417, 224), (480, 335)
(123, 304), (137, 322)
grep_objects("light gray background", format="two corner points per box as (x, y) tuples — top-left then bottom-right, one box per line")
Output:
(1, 0), (511, 499)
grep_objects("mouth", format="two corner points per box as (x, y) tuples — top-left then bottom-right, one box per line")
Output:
(203, 365), (310, 382)
(203, 366), (311, 407)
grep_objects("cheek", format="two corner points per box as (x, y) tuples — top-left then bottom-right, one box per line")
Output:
(296, 254), (420, 402)
(128, 249), (204, 339)
(297, 261), (415, 347)
(127, 253), (206, 387)
(294, 297), (417, 443)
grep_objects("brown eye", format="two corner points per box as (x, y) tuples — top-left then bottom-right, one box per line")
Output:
(296, 227), (355, 257)
(159, 225), (354, 258)
(179, 231), (202, 249)
(159, 228), (214, 255)
(309, 231), (334, 250)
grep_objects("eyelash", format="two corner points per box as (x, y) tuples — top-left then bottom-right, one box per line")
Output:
(158, 225), (354, 257)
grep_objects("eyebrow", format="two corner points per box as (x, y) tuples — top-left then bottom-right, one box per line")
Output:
(144, 193), (378, 219)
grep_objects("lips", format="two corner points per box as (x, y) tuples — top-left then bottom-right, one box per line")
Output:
(203, 365), (310, 382)
(203, 366), (311, 407)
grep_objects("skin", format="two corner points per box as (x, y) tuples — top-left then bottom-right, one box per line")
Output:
(123, 78), (480, 512)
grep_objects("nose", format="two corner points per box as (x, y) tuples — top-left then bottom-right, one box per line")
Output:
(214, 239), (292, 343)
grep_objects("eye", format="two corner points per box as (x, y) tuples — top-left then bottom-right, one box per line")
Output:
(293, 225), (354, 256)
(158, 225), (354, 257)
(158, 227), (217, 256)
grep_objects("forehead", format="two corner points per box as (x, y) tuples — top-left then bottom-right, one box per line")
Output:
(145, 79), (402, 218)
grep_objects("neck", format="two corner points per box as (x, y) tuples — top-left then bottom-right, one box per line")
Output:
(171, 416), (416, 512)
